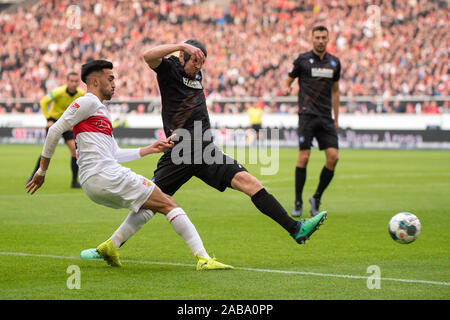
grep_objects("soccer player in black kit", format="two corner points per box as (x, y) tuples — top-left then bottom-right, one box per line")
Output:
(283, 26), (341, 218)
(143, 40), (327, 245)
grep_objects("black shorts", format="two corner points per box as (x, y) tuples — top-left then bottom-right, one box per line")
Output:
(251, 124), (262, 133)
(46, 118), (74, 141)
(298, 114), (339, 150)
(152, 144), (248, 196)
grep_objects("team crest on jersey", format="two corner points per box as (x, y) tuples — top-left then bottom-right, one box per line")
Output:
(183, 77), (203, 89)
(142, 178), (153, 187)
(330, 60), (337, 67)
(309, 58), (314, 64)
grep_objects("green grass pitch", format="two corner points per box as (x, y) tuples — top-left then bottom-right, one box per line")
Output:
(0, 144), (449, 300)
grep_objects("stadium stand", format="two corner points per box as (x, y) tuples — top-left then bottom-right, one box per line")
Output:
(0, 0), (448, 114)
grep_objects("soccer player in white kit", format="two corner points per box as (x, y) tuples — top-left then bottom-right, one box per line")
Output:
(26, 60), (232, 270)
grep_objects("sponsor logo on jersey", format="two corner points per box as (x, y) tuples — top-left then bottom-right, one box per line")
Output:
(183, 77), (203, 89)
(311, 68), (333, 78)
(95, 119), (111, 131)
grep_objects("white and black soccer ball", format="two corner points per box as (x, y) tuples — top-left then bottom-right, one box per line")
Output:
(388, 212), (421, 244)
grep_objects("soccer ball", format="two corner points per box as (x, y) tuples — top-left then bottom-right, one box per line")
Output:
(388, 212), (421, 244)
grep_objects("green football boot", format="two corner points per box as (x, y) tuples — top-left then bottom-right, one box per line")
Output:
(80, 248), (102, 260)
(291, 211), (327, 244)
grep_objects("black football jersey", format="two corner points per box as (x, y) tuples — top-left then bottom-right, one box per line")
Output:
(153, 55), (211, 138)
(288, 51), (341, 118)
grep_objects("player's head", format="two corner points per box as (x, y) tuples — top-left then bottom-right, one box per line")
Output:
(81, 60), (115, 100)
(180, 39), (207, 78)
(66, 71), (80, 93)
(312, 25), (329, 54)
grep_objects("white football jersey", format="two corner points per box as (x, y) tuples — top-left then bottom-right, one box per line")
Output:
(42, 92), (141, 184)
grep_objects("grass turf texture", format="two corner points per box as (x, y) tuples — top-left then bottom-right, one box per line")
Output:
(0, 144), (449, 300)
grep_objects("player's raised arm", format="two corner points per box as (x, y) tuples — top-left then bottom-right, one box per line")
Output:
(143, 43), (205, 69)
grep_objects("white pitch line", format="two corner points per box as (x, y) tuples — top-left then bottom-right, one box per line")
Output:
(1, 251), (449, 287)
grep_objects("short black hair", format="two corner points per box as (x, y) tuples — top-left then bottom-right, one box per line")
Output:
(81, 60), (113, 83)
(66, 71), (78, 79)
(312, 25), (329, 34)
(183, 39), (207, 62)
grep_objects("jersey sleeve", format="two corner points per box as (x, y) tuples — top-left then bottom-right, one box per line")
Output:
(112, 137), (142, 163)
(41, 96), (95, 158)
(40, 87), (61, 119)
(152, 57), (172, 75)
(288, 57), (302, 79)
(333, 59), (341, 82)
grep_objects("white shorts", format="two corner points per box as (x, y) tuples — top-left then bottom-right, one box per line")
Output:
(81, 166), (155, 213)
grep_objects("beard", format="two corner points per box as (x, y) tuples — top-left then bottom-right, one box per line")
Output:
(314, 45), (326, 53)
(101, 87), (113, 101)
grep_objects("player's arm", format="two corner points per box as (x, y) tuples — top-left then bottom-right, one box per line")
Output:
(332, 81), (340, 129)
(26, 98), (93, 195)
(113, 135), (175, 163)
(143, 43), (205, 69)
(40, 92), (54, 120)
(282, 76), (295, 96)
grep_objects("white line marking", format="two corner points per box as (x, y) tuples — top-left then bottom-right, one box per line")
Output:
(1, 251), (448, 287)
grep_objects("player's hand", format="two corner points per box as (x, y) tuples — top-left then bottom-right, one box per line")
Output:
(182, 43), (205, 65)
(25, 173), (45, 195)
(282, 86), (292, 96)
(146, 134), (176, 154)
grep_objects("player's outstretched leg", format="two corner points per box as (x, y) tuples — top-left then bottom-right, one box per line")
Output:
(290, 211), (327, 244)
(80, 209), (154, 265)
(143, 186), (233, 271)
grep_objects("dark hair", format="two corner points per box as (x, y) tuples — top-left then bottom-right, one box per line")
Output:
(66, 71), (78, 79)
(312, 25), (329, 35)
(81, 60), (113, 83)
(183, 39), (207, 62)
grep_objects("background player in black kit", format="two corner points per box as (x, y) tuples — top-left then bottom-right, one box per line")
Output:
(283, 26), (341, 218)
(143, 40), (327, 245)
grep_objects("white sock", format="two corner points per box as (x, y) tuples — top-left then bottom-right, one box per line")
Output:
(110, 209), (154, 248)
(166, 207), (210, 259)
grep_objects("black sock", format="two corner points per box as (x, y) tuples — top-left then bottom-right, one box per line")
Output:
(313, 166), (334, 201)
(251, 188), (298, 234)
(71, 157), (79, 183)
(295, 167), (306, 206)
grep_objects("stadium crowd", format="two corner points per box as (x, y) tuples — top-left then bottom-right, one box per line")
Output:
(0, 0), (448, 115)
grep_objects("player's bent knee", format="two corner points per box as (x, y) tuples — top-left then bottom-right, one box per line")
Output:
(231, 171), (263, 196)
(141, 186), (178, 215)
